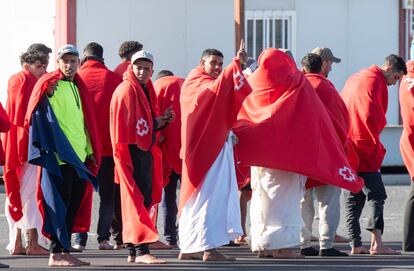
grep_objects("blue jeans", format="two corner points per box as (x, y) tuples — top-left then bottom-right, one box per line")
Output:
(162, 171), (180, 245)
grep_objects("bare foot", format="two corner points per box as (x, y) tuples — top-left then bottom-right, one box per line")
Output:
(257, 250), (272, 258)
(135, 254), (166, 264)
(272, 248), (304, 259)
(235, 235), (248, 245)
(13, 228), (26, 255)
(26, 245), (49, 255)
(351, 246), (370, 254)
(48, 253), (79, 267)
(178, 252), (204, 260)
(127, 256), (136, 263)
(10, 246), (26, 255)
(148, 241), (172, 250)
(203, 249), (236, 261)
(370, 246), (401, 255)
(63, 253), (90, 266)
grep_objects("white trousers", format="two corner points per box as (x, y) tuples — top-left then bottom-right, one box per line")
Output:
(179, 133), (242, 253)
(250, 167), (306, 251)
(5, 163), (48, 252)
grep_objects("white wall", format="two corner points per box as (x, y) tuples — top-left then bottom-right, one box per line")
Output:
(296, 0), (400, 124)
(76, 0), (235, 78)
(0, 0), (55, 105)
(246, 0), (295, 10)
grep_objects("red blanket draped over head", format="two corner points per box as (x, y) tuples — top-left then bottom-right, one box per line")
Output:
(3, 70), (38, 222)
(24, 69), (102, 233)
(110, 65), (163, 244)
(233, 48), (364, 193)
(341, 65), (388, 172)
(400, 60), (414, 181)
(304, 73), (359, 188)
(179, 58), (252, 211)
(154, 76), (184, 184)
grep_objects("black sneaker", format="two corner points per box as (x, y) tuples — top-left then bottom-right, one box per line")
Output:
(224, 241), (240, 247)
(300, 247), (319, 256)
(320, 248), (349, 256)
(0, 263), (8, 268)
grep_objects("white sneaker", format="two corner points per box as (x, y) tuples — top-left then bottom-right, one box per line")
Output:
(113, 243), (124, 250)
(71, 244), (85, 252)
(98, 240), (114, 250)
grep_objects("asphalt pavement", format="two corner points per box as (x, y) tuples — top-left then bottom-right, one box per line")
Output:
(0, 180), (412, 270)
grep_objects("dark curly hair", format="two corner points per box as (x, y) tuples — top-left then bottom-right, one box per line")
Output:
(26, 43), (52, 55)
(20, 51), (48, 66)
(118, 41), (143, 60)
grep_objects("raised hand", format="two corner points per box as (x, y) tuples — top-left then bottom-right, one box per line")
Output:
(237, 39), (248, 65)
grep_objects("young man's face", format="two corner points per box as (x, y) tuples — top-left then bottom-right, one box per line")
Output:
(57, 54), (79, 80)
(132, 59), (154, 84)
(44, 54), (50, 69)
(25, 60), (47, 79)
(385, 70), (404, 86)
(201, 55), (223, 79)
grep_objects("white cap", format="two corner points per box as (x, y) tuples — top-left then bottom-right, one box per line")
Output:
(57, 44), (79, 59)
(131, 50), (154, 64)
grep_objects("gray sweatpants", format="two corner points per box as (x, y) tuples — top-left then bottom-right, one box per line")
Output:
(300, 185), (341, 250)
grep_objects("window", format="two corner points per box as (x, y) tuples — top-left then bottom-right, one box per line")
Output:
(245, 10), (296, 60)
(404, 8), (414, 60)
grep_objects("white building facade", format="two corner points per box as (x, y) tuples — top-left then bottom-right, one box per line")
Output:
(0, 0), (412, 167)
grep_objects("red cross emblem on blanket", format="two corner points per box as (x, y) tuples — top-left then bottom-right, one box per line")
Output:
(404, 78), (414, 90)
(136, 118), (149, 136)
(234, 71), (245, 91)
(339, 166), (355, 182)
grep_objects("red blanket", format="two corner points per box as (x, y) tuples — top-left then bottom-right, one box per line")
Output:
(154, 76), (184, 183)
(3, 70), (37, 222)
(110, 65), (163, 244)
(400, 60), (414, 180)
(0, 103), (10, 164)
(341, 65), (388, 172)
(234, 48), (364, 193)
(304, 73), (359, 188)
(179, 58), (252, 211)
(78, 60), (122, 157)
(113, 61), (130, 78)
(25, 69), (101, 233)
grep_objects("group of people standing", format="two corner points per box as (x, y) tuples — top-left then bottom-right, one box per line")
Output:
(0, 38), (413, 268)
